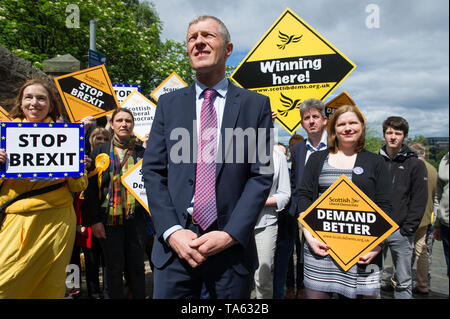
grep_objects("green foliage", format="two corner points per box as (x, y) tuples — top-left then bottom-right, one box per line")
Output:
(0, 0), (195, 95)
(226, 64), (236, 78)
(407, 135), (427, 146)
(154, 40), (196, 85)
(428, 149), (449, 170)
(364, 128), (383, 154)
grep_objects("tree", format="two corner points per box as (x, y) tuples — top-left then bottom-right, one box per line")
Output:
(0, 0), (195, 95)
(407, 135), (427, 147)
(153, 40), (196, 85)
(428, 149), (449, 170)
(364, 128), (383, 154)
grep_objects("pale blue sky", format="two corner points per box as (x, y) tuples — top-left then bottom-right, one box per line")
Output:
(152, 0), (449, 140)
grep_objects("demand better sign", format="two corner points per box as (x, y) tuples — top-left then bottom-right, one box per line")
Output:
(299, 174), (398, 271)
(0, 122), (85, 178)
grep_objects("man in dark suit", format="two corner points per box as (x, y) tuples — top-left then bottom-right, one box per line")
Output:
(142, 15), (273, 299)
(273, 98), (328, 299)
(289, 99), (328, 217)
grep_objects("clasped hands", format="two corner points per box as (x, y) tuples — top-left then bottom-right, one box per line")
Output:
(167, 229), (236, 268)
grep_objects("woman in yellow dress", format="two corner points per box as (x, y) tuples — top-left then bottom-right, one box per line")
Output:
(0, 78), (88, 298)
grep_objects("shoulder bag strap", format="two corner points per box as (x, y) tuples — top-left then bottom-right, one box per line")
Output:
(0, 182), (65, 227)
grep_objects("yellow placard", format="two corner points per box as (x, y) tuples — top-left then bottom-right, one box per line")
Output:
(54, 65), (119, 122)
(230, 8), (356, 134)
(299, 174), (398, 271)
(121, 160), (150, 214)
(150, 71), (188, 102)
(324, 91), (366, 123)
(0, 106), (12, 122)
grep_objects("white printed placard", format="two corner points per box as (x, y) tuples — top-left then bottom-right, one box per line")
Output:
(121, 160), (149, 213)
(120, 91), (156, 141)
(113, 84), (141, 105)
(0, 122), (85, 178)
(150, 72), (187, 102)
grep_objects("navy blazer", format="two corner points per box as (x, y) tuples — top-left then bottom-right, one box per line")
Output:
(142, 81), (274, 275)
(288, 140), (307, 217)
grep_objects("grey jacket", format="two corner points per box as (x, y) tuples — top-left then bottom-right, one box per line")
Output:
(434, 153), (449, 227)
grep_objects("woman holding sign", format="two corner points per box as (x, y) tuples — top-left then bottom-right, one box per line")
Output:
(298, 104), (392, 299)
(84, 108), (147, 299)
(0, 78), (88, 298)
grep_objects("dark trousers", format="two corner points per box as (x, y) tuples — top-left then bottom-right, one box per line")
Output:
(69, 244), (82, 291)
(153, 219), (253, 299)
(286, 224), (304, 291)
(99, 211), (146, 299)
(83, 237), (104, 298)
(272, 210), (297, 299)
(441, 225), (449, 277)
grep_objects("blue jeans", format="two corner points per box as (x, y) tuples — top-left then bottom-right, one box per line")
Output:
(383, 229), (414, 299)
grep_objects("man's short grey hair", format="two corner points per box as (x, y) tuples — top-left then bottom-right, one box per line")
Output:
(188, 15), (231, 43)
(299, 98), (326, 119)
(409, 143), (426, 157)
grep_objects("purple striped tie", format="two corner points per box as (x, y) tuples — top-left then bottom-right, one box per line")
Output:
(193, 88), (218, 230)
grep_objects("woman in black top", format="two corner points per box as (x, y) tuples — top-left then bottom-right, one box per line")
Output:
(298, 104), (392, 299)
(85, 108), (147, 299)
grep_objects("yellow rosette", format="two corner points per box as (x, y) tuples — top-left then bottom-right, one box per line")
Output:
(87, 153), (110, 198)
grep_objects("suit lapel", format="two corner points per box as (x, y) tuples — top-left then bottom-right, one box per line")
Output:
(181, 85), (197, 166)
(297, 141), (308, 182)
(299, 141), (307, 167)
(216, 82), (241, 178)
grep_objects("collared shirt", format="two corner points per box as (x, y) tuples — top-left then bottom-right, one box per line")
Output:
(163, 77), (229, 241)
(305, 130), (328, 164)
(194, 77), (228, 145)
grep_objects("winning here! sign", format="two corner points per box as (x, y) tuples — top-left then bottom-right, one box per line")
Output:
(230, 8), (356, 134)
(0, 122), (85, 178)
(299, 175), (398, 271)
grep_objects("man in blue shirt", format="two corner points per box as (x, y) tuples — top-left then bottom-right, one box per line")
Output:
(273, 98), (328, 299)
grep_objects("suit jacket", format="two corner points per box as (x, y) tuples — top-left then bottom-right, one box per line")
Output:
(288, 140), (307, 217)
(142, 81), (274, 275)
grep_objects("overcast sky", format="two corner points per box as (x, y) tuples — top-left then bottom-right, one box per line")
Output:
(151, 0), (449, 139)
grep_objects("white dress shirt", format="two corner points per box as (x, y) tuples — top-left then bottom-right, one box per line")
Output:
(305, 131), (328, 164)
(163, 77), (229, 241)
